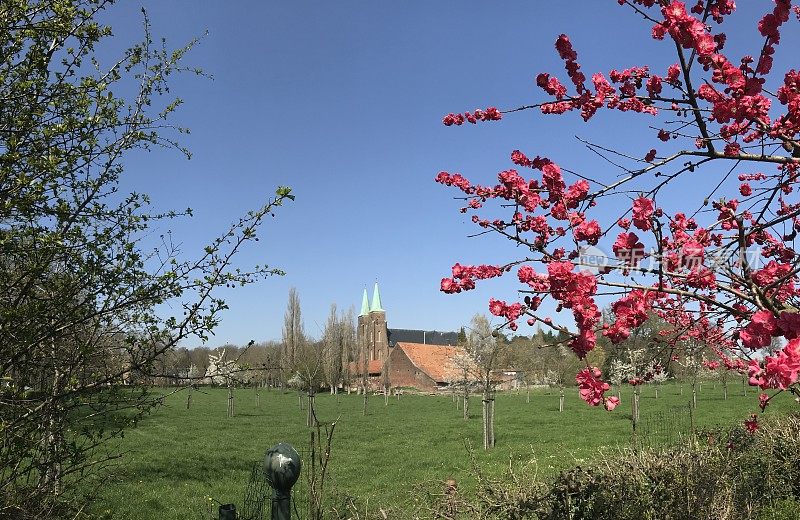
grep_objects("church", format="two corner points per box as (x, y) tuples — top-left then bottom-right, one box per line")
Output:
(352, 283), (473, 392)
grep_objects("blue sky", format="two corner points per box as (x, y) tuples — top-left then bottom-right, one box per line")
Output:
(97, 2), (798, 345)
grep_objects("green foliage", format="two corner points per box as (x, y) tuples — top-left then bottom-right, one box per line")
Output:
(758, 499), (800, 520)
(0, 2), (291, 517)
(541, 415), (800, 520)
(409, 414), (800, 520)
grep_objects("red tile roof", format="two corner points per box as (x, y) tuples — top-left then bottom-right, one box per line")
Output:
(347, 359), (385, 376)
(395, 342), (476, 383)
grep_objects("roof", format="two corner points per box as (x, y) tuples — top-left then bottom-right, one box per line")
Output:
(370, 282), (384, 312)
(395, 342), (476, 383)
(360, 288), (370, 316)
(348, 359), (384, 376)
(387, 329), (459, 347)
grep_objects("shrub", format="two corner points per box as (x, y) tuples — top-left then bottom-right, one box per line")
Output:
(408, 414), (800, 520)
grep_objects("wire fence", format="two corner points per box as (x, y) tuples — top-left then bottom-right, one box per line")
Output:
(633, 404), (694, 450)
(209, 449), (315, 520)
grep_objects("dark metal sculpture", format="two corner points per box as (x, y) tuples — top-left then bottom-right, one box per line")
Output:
(264, 443), (302, 520)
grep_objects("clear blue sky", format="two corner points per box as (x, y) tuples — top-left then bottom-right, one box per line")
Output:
(97, 2), (797, 345)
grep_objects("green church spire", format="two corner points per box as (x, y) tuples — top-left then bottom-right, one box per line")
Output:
(360, 288), (370, 317)
(370, 282), (384, 312)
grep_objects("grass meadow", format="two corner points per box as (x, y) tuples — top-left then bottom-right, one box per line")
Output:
(90, 381), (794, 519)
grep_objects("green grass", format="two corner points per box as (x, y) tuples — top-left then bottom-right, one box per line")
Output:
(89, 381), (793, 519)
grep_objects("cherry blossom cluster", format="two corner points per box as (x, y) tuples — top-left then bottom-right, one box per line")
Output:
(442, 107), (502, 126)
(748, 339), (800, 390)
(690, 0), (736, 24)
(440, 263), (504, 294)
(756, 0), (792, 75)
(603, 289), (659, 344)
(534, 39), (660, 121)
(576, 367), (619, 409)
(488, 298), (523, 330)
(653, 1), (716, 56)
(547, 262), (600, 358)
(740, 310), (800, 350)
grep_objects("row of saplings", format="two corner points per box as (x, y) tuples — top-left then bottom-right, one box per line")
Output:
(335, 413), (800, 520)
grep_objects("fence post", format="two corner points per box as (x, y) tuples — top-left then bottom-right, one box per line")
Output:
(264, 443), (302, 520)
(218, 503), (236, 520)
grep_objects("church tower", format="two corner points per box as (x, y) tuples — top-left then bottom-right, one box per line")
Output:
(358, 283), (389, 362)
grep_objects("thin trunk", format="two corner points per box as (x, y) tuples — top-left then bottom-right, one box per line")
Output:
(482, 395), (488, 450)
(482, 384), (494, 449)
(463, 382), (470, 419)
(692, 381), (698, 408)
(42, 335), (63, 496)
(384, 386), (389, 406)
(307, 391), (316, 427)
(227, 383), (235, 418)
(488, 396), (495, 448)
(723, 381), (728, 400)
(559, 387), (565, 412)
(526, 382), (530, 404)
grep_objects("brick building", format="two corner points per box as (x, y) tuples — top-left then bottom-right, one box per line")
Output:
(351, 284), (469, 392)
(388, 342), (474, 392)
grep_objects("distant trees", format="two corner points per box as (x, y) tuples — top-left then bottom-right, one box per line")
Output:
(467, 314), (501, 450)
(451, 349), (477, 419)
(282, 288), (305, 379)
(322, 305), (357, 394)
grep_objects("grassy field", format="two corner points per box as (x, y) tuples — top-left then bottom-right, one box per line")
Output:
(90, 381), (793, 519)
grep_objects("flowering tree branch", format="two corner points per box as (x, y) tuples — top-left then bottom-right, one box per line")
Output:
(437, 1), (800, 418)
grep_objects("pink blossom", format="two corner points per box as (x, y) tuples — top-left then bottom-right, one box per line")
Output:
(777, 311), (800, 339)
(740, 310), (779, 350)
(612, 232), (645, 265)
(748, 338), (800, 389)
(574, 219), (602, 245)
(632, 197), (655, 231)
(576, 367), (610, 407)
(604, 396), (620, 411)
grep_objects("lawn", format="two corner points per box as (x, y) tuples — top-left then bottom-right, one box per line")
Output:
(90, 381), (792, 519)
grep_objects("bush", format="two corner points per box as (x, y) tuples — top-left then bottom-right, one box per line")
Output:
(757, 498), (800, 520)
(409, 414), (800, 520)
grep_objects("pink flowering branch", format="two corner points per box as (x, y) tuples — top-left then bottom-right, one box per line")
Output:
(437, 1), (800, 411)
